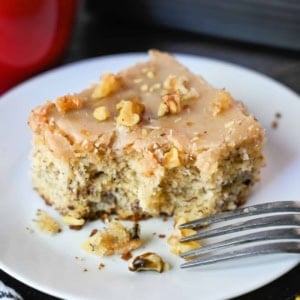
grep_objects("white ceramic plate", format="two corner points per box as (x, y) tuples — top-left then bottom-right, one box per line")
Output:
(0, 53), (299, 300)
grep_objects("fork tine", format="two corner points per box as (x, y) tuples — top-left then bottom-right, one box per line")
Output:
(181, 228), (300, 258)
(179, 201), (300, 230)
(180, 214), (300, 242)
(180, 241), (300, 268)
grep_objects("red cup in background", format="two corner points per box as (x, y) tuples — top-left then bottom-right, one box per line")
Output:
(0, 0), (77, 94)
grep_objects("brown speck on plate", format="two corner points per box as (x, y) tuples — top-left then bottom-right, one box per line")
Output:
(158, 234), (166, 239)
(271, 120), (278, 129)
(271, 112), (282, 129)
(98, 263), (105, 270)
(121, 251), (133, 261)
(89, 228), (98, 237)
(26, 227), (34, 233)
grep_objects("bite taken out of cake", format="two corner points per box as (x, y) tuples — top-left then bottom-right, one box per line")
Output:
(28, 50), (265, 233)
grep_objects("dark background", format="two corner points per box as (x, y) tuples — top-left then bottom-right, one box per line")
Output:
(1, 0), (299, 299)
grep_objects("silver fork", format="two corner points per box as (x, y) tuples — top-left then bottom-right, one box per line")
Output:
(179, 201), (300, 268)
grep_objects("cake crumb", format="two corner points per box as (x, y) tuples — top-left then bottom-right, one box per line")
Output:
(83, 268), (88, 272)
(98, 263), (106, 270)
(82, 220), (142, 256)
(158, 234), (166, 239)
(34, 209), (61, 234)
(167, 219), (201, 256)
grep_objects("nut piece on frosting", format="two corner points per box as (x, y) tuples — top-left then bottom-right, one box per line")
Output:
(116, 99), (145, 127)
(163, 75), (199, 101)
(55, 94), (83, 114)
(163, 75), (189, 94)
(92, 73), (123, 99)
(93, 106), (111, 121)
(162, 147), (181, 169)
(158, 92), (181, 117)
(158, 75), (199, 117)
(82, 220), (142, 256)
(211, 90), (233, 116)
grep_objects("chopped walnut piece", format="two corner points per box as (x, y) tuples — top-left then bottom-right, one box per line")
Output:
(163, 147), (181, 169)
(129, 252), (169, 273)
(28, 101), (55, 132)
(93, 106), (111, 121)
(158, 92), (181, 117)
(116, 99), (145, 127)
(182, 87), (199, 101)
(163, 75), (198, 101)
(157, 102), (169, 117)
(92, 73), (123, 99)
(211, 90), (233, 116)
(55, 94), (83, 114)
(163, 75), (189, 95)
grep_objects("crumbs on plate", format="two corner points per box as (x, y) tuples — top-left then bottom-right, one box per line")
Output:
(34, 209), (61, 234)
(271, 112), (282, 129)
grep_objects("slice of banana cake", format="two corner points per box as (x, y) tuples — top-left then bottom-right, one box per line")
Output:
(28, 50), (265, 228)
